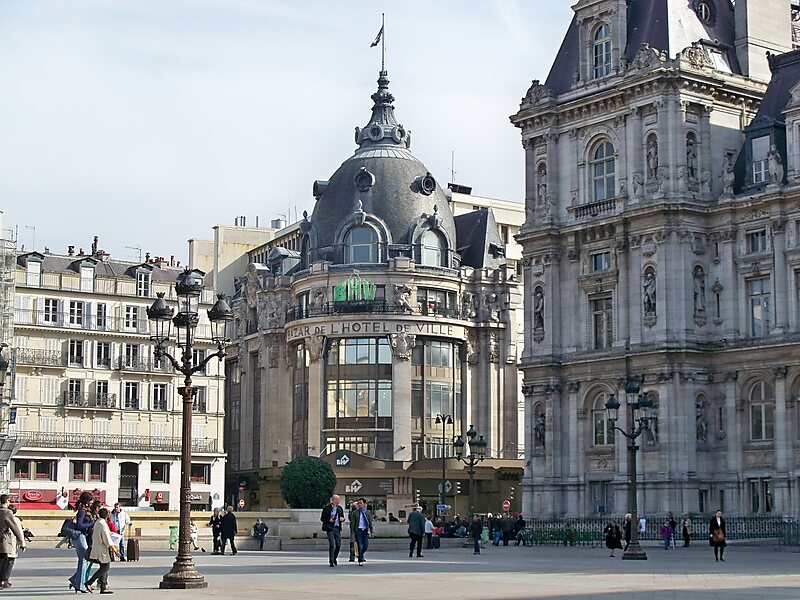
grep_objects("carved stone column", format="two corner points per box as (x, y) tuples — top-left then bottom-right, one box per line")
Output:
(616, 238), (630, 345)
(306, 334), (326, 456)
(772, 218), (788, 333)
(700, 106), (713, 199)
(724, 372), (740, 475)
(389, 333), (415, 462)
(628, 107), (644, 201)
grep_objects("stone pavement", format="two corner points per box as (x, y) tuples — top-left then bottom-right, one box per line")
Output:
(3, 543), (799, 599)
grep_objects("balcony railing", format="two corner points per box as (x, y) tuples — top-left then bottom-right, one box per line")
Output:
(18, 431), (218, 453)
(62, 391), (117, 409)
(573, 197), (617, 219)
(13, 308), (214, 339)
(285, 300), (464, 324)
(16, 348), (68, 367)
(116, 356), (175, 374)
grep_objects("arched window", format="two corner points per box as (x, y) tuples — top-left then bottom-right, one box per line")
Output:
(593, 24), (612, 78)
(344, 226), (378, 263)
(592, 393), (614, 446)
(591, 141), (616, 201)
(420, 229), (447, 267)
(749, 381), (774, 441)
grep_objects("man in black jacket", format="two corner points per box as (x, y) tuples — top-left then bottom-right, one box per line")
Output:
(207, 508), (222, 555)
(320, 494), (345, 567)
(220, 506), (238, 555)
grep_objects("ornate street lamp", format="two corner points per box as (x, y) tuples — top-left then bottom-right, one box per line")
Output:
(0, 344), (9, 389)
(435, 413), (453, 513)
(453, 424), (486, 517)
(605, 379), (654, 561)
(148, 270), (232, 589)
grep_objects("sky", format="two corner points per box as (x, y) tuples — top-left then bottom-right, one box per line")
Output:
(0, 0), (573, 263)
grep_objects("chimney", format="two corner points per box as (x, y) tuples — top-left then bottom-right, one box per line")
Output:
(145, 252), (151, 263)
(170, 255), (175, 266)
(735, 0), (793, 82)
(78, 248), (85, 256)
(44, 247), (50, 254)
(91, 236), (99, 255)
(68, 245), (75, 256)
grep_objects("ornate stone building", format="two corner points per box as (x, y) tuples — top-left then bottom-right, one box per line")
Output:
(514, 0), (800, 517)
(225, 70), (523, 513)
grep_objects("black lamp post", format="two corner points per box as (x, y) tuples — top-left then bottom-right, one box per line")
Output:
(147, 269), (232, 589)
(434, 413), (453, 513)
(453, 425), (486, 517)
(605, 379), (655, 561)
(0, 344), (9, 435)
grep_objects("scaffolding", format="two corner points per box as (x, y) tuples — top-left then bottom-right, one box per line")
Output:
(0, 210), (20, 494)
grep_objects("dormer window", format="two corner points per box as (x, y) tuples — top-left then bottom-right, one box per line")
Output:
(136, 271), (151, 297)
(420, 229), (447, 267)
(751, 135), (770, 184)
(591, 140), (616, 201)
(344, 226), (379, 263)
(593, 24), (612, 79)
(26, 260), (41, 287)
(80, 265), (94, 292)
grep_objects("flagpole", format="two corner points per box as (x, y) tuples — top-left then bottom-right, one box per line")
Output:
(381, 12), (385, 72)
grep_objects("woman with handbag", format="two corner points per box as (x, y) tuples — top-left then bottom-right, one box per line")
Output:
(68, 492), (95, 593)
(85, 507), (115, 594)
(708, 509), (727, 562)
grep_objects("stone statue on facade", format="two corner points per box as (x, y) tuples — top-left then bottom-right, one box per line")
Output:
(696, 401), (709, 443)
(488, 332), (499, 363)
(465, 330), (479, 364)
(693, 266), (706, 317)
(533, 289), (545, 331)
(461, 291), (477, 320)
(647, 138), (659, 179)
(309, 287), (327, 311)
(388, 332), (416, 360)
(306, 334), (325, 363)
(722, 153), (735, 197)
(394, 283), (416, 313)
(534, 412), (546, 448)
(642, 270), (656, 316)
(686, 137), (698, 182)
(632, 171), (643, 197)
(768, 144), (784, 184)
(483, 292), (501, 323)
(537, 167), (547, 205)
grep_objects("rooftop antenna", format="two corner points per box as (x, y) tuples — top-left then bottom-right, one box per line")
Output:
(24, 225), (35, 251)
(125, 246), (143, 262)
(370, 13), (385, 71)
(451, 150), (457, 184)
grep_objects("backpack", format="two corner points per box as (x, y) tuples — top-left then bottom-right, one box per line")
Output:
(59, 518), (81, 541)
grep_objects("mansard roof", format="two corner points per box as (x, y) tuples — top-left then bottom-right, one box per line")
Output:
(753, 50), (800, 125)
(454, 208), (506, 270)
(545, 0), (740, 95)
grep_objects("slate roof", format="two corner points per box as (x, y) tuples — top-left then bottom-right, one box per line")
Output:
(751, 50), (800, 124)
(545, 0), (739, 95)
(454, 208), (506, 270)
(17, 252), (185, 283)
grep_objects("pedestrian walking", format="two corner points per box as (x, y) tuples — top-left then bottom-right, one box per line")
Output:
(623, 514), (632, 551)
(320, 494), (345, 567)
(709, 510), (727, 562)
(407, 506), (425, 558)
(490, 513), (501, 546)
(514, 514), (526, 546)
(682, 515), (692, 547)
(668, 515), (678, 549)
(347, 502), (358, 562)
(660, 520), (673, 550)
(109, 503), (131, 561)
(0, 498), (27, 589)
(207, 508), (222, 554)
(501, 514), (513, 546)
(220, 506), (238, 555)
(470, 514), (483, 555)
(638, 515), (647, 537)
(68, 492), (95, 593)
(252, 519), (269, 551)
(84, 507), (116, 594)
(604, 521), (622, 557)
(424, 515), (434, 549)
(352, 498), (372, 565)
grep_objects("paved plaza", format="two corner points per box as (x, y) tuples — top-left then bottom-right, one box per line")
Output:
(2, 543), (799, 599)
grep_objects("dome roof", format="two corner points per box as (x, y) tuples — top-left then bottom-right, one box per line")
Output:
(307, 71), (456, 262)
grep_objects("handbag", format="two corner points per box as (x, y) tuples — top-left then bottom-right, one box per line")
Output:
(60, 518), (82, 541)
(711, 529), (725, 544)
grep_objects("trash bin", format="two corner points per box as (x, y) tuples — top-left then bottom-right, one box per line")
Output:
(169, 525), (179, 550)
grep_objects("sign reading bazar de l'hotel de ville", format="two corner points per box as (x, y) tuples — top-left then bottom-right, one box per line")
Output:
(286, 272), (468, 342)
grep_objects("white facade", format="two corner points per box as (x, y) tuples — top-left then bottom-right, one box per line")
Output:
(8, 245), (225, 510)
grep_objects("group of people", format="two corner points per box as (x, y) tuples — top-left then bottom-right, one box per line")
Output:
(603, 511), (728, 561)
(320, 494), (373, 567)
(63, 492), (131, 594)
(205, 506), (240, 555)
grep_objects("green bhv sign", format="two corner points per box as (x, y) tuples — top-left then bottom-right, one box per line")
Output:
(333, 272), (376, 302)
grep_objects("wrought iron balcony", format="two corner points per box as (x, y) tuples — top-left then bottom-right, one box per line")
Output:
(116, 356), (175, 373)
(18, 431), (218, 453)
(62, 391), (117, 409)
(15, 348), (68, 367)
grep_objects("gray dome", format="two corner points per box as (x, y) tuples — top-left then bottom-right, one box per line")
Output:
(307, 71), (457, 264)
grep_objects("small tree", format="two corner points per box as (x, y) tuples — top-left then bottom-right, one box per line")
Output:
(280, 456), (337, 508)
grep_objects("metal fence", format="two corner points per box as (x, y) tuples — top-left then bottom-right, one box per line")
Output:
(19, 431), (218, 453)
(781, 521), (800, 547)
(519, 514), (790, 548)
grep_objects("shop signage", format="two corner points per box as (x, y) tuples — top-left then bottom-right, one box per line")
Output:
(338, 478), (394, 496)
(69, 489), (106, 504)
(189, 491), (210, 504)
(23, 490), (43, 502)
(288, 320), (465, 342)
(333, 272), (376, 302)
(153, 491), (169, 504)
(335, 451), (351, 467)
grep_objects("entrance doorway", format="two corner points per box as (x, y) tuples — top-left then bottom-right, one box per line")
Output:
(118, 462), (139, 506)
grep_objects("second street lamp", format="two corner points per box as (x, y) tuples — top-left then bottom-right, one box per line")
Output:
(453, 424), (486, 517)
(148, 270), (232, 589)
(435, 413), (453, 513)
(605, 379), (655, 561)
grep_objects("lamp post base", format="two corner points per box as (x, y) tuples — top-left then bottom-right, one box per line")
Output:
(621, 542), (648, 561)
(159, 557), (208, 589)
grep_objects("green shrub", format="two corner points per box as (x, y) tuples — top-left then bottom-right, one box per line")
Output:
(280, 456), (337, 508)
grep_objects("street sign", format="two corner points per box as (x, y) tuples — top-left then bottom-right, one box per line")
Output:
(502, 500), (511, 511)
(437, 480), (453, 494)
(238, 499), (245, 508)
(436, 504), (449, 510)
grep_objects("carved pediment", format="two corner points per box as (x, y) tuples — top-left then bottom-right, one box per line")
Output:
(676, 42), (713, 70)
(521, 79), (554, 109)
(628, 43), (665, 72)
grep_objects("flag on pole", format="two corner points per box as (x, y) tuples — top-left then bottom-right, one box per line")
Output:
(370, 25), (384, 47)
